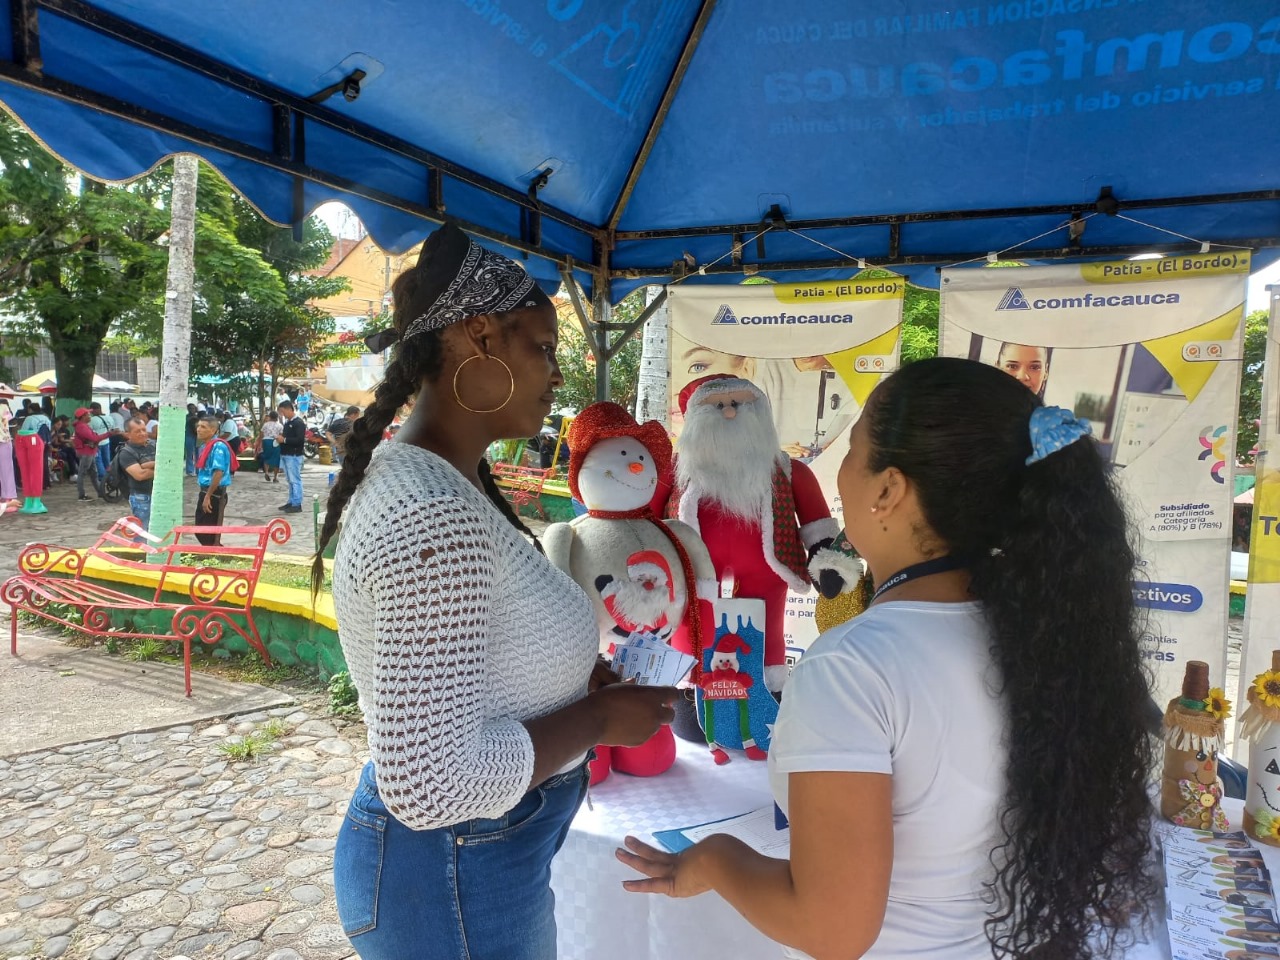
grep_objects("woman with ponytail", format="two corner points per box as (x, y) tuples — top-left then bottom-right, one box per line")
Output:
(321, 222), (678, 960)
(619, 356), (1156, 960)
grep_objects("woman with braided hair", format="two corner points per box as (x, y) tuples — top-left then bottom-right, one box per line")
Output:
(318, 223), (678, 960)
(619, 357), (1157, 960)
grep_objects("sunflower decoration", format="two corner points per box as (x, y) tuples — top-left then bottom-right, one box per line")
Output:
(1254, 670), (1280, 709)
(1204, 687), (1233, 720)
(1255, 809), (1280, 845)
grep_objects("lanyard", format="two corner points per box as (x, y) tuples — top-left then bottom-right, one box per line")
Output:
(871, 555), (965, 603)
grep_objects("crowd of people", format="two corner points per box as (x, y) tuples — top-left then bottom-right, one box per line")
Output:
(0, 397), (161, 501)
(0, 392), (364, 544)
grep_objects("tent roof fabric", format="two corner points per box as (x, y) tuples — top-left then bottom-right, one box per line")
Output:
(0, 1), (1278, 301)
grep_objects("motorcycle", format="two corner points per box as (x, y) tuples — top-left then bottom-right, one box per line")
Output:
(303, 424), (327, 460)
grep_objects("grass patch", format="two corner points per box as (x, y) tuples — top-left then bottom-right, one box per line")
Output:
(17, 602), (85, 638)
(328, 671), (360, 718)
(217, 718), (289, 762)
(199, 654), (326, 693)
(175, 553), (331, 592)
(121, 638), (179, 662)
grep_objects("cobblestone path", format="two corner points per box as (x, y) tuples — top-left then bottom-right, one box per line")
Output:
(0, 698), (366, 960)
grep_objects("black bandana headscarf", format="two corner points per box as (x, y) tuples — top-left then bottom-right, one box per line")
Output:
(364, 222), (552, 353)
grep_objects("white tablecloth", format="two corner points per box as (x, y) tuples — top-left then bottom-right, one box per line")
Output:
(552, 737), (780, 960)
(550, 739), (1227, 960)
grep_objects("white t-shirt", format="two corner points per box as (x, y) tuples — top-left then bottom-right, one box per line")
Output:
(89, 414), (112, 447)
(768, 601), (1007, 960)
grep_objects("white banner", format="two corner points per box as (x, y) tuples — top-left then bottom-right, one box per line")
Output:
(668, 278), (904, 659)
(940, 254), (1250, 707)
(1241, 286), (1280, 712)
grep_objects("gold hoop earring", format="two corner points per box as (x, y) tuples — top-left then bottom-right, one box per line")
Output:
(452, 355), (514, 414)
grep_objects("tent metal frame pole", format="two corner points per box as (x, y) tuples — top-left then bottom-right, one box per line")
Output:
(614, 189), (1280, 241)
(560, 264), (611, 401)
(560, 267), (596, 344)
(612, 237), (1280, 280)
(10, 0), (41, 73)
(606, 0), (717, 233)
(27, 0), (602, 240)
(602, 289), (667, 359)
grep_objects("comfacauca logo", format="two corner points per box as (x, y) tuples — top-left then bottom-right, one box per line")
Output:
(996, 288), (1181, 311)
(1198, 425), (1229, 484)
(712, 304), (738, 325)
(996, 286), (1031, 311)
(709, 304), (856, 326)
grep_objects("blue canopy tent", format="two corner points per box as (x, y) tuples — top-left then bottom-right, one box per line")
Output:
(1, 0), (1277, 395)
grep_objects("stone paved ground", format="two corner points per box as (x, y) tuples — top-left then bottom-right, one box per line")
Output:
(0, 692), (367, 960)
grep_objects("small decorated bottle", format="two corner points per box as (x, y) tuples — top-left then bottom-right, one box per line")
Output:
(1241, 651), (1280, 845)
(1161, 660), (1230, 831)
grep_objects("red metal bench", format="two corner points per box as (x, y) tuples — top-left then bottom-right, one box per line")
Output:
(1, 517), (291, 696)
(490, 463), (554, 519)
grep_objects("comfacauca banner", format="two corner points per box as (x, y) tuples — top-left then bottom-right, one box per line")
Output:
(940, 253), (1250, 707)
(668, 279), (904, 661)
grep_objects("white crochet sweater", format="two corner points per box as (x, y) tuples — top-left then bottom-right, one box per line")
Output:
(332, 443), (597, 830)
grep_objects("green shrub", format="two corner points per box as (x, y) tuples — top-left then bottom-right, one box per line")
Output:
(328, 670), (360, 718)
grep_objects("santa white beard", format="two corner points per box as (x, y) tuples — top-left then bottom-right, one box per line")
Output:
(676, 396), (784, 521)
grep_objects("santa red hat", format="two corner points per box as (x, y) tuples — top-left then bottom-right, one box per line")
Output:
(677, 374), (758, 416)
(711, 633), (751, 658)
(566, 402), (672, 502)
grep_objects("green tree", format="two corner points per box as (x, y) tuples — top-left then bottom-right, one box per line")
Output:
(0, 118), (284, 411)
(1238, 308), (1268, 465)
(900, 283), (940, 363)
(191, 200), (354, 419)
(0, 120), (165, 410)
(853, 268), (939, 363)
(554, 288), (645, 414)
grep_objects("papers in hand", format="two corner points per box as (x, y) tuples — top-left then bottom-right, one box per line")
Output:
(653, 806), (790, 858)
(611, 633), (697, 686)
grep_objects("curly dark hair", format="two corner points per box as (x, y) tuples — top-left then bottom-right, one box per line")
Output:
(310, 264), (543, 596)
(864, 357), (1156, 960)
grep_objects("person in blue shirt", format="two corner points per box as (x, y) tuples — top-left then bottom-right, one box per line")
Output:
(194, 415), (232, 545)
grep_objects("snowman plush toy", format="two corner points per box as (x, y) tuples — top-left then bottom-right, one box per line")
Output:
(544, 402), (716, 784)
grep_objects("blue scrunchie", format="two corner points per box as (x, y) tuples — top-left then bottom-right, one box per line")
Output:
(1026, 405), (1092, 465)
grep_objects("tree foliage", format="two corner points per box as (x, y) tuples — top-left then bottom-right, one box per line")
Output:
(853, 267), (939, 363)
(0, 116), (287, 410)
(0, 117), (167, 408)
(189, 198), (352, 418)
(1238, 308), (1268, 465)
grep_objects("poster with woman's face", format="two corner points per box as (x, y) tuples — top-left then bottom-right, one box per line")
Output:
(968, 335), (1182, 464)
(940, 257), (1250, 708)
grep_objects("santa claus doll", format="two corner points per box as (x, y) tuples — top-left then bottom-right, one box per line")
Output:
(667, 374), (846, 694)
(544, 402), (716, 782)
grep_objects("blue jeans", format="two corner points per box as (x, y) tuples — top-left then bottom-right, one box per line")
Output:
(128, 493), (151, 533)
(184, 433), (197, 475)
(334, 760), (588, 960)
(281, 455), (303, 506)
(96, 444), (110, 479)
